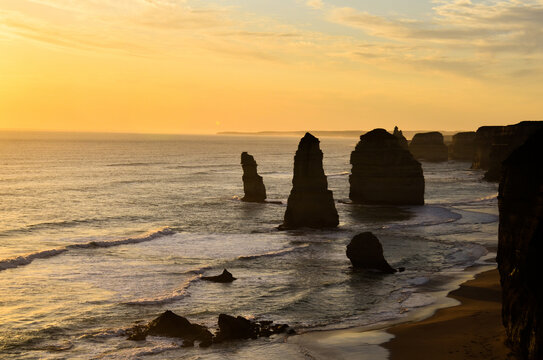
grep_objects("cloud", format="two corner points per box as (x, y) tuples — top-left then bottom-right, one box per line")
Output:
(306, 0), (324, 10)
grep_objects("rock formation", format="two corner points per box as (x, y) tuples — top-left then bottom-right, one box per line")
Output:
(281, 133), (339, 229)
(214, 314), (292, 343)
(450, 131), (476, 161)
(393, 126), (409, 149)
(497, 129), (543, 360)
(471, 126), (503, 170)
(409, 132), (448, 162)
(346, 232), (397, 274)
(349, 129), (424, 205)
(241, 152), (266, 202)
(201, 269), (236, 283)
(484, 121), (543, 181)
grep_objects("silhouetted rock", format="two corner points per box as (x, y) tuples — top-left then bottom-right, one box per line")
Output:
(241, 152), (266, 202)
(484, 121), (543, 182)
(142, 310), (213, 346)
(393, 126), (409, 149)
(450, 132), (476, 161)
(201, 269), (236, 283)
(349, 129), (424, 205)
(346, 232), (397, 274)
(213, 315), (293, 343)
(497, 129), (543, 360)
(471, 126), (503, 170)
(281, 133), (339, 229)
(409, 132), (448, 162)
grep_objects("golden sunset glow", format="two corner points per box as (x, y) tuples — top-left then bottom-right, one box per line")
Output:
(1, 0), (542, 133)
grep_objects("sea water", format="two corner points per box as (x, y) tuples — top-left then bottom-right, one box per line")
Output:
(0, 133), (499, 359)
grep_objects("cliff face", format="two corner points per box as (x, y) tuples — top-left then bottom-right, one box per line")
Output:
(281, 133), (339, 229)
(409, 132), (448, 162)
(450, 131), (476, 161)
(349, 129), (424, 205)
(484, 122), (543, 181)
(393, 126), (409, 150)
(472, 126), (503, 170)
(241, 152), (266, 202)
(497, 129), (543, 360)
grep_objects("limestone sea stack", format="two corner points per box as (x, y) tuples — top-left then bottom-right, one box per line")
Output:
(346, 232), (396, 274)
(409, 132), (448, 162)
(241, 152), (266, 202)
(281, 133), (339, 229)
(471, 126), (503, 170)
(393, 126), (409, 149)
(450, 131), (476, 161)
(349, 129), (424, 205)
(497, 129), (543, 360)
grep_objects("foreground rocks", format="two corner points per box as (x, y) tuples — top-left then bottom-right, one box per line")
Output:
(201, 269), (236, 283)
(346, 232), (397, 274)
(349, 129), (424, 205)
(241, 152), (266, 202)
(409, 132), (448, 162)
(450, 131), (476, 161)
(497, 129), (543, 360)
(281, 133), (339, 229)
(127, 311), (293, 347)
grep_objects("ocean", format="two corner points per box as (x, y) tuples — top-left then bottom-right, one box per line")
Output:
(0, 133), (499, 359)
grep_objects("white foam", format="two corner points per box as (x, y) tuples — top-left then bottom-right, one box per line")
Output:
(237, 244), (309, 260)
(0, 248), (68, 271)
(122, 274), (200, 306)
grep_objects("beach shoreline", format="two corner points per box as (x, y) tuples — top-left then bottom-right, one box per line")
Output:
(290, 266), (511, 360)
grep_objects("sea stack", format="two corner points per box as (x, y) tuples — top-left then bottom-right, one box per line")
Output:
(409, 132), (448, 162)
(471, 126), (503, 170)
(497, 129), (543, 360)
(281, 133), (339, 229)
(349, 129), (424, 205)
(346, 232), (396, 274)
(450, 131), (476, 161)
(241, 152), (266, 202)
(393, 126), (409, 149)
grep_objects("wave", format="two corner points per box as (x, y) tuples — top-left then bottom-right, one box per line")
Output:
(106, 162), (166, 167)
(237, 244), (309, 260)
(381, 206), (462, 229)
(432, 193), (498, 207)
(122, 274), (200, 306)
(0, 227), (175, 272)
(325, 171), (350, 178)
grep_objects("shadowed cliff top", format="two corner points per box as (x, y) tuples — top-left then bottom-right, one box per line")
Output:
(240, 152), (256, 166)
(297, 132), (320, 151)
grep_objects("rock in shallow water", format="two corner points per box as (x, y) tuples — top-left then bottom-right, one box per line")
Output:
(281, 133), (339, 229)
(201, 269), (236, 283)
(497, 129), (543, 360)
(241, 152), (267, 202)
(346, 232), (397, 274)
(349, 129), (424, 205)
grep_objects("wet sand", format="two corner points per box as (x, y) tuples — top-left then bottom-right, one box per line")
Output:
(384, 269), (512, 360)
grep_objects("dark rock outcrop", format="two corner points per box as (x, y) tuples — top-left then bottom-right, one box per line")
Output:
(201, 269), (236, 283)
(497, 129), (543, 360)
(128, 310), (213, 346)
(393, 126), (409, 149)
(346, 232), (397, 274)
(409, 132), (448, 162)
(214, 314), (293, 343)
(281, 133), (339, 229)
(241, 152), (266, 202)
(349, 129), (424, 205)
(471, 126), (503, 170)
(450, 131), (476, 161)
(484, 121), (543, 181)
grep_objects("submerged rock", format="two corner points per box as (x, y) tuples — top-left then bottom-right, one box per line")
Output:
(349, 129), (424, 205)
(281, 133), (339, 229)
(241, 152), (266, 202)
(497, 129), (543, 360)
(346, 232), (397, 274)
(450, 131), (476, 161)
(201, 269), (236, 283)
(393, 126), (409, 149)
(409, 132), (448, 162)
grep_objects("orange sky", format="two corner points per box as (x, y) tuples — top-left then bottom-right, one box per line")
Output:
(1, 0), (542, 134)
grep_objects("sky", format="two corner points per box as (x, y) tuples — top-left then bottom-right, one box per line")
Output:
(0, 0), (542, 134)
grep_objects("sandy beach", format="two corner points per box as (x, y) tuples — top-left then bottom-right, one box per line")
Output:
(384, 268), (512, 360)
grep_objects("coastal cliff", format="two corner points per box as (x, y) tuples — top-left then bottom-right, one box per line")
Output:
(349, 129), (424, 205)
(497, 129), (543, 360)
(450, 131), (476, 161)
(409, 132), (448, 162)
(241, 152), (266, 202)
(281, 133), (339, 229)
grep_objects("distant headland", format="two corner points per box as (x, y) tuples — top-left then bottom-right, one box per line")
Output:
(217, 130), (462, 140)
